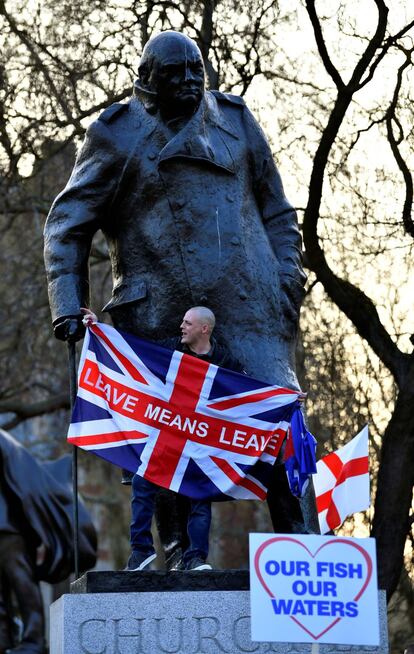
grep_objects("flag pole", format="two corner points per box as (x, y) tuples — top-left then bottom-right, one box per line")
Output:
(67, 339), (80, 579)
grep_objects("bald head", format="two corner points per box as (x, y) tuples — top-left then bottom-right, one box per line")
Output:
(190, 306), (216, 333)
(138, 31), (205, 119)
(180, 306), (216, 353)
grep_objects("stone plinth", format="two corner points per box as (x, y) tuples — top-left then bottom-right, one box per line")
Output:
(49, 571), (388, 654)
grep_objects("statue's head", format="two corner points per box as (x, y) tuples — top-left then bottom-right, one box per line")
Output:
(137, 31), (205, 118)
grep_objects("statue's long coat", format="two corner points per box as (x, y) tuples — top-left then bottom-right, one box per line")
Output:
(44, 89), (306, 388)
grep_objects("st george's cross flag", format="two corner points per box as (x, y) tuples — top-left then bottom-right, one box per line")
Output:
(314, 426), (370, 533)
(68, 323), (317, 501)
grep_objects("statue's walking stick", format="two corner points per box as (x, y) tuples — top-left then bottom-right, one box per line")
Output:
(67, 340), (80, 579)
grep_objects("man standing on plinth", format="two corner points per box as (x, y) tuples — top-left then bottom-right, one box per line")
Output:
(81, 304), (245, 571)
(44, 30), (314, 561)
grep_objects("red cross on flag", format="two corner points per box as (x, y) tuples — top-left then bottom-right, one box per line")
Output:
(314, 426), (370, 534)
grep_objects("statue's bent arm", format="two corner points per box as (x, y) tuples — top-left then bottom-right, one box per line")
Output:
(243, 105), (307, 325)
(43, 119), (123, 323)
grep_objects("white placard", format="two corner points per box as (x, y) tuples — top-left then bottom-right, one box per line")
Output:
(249, 533), (380, 646)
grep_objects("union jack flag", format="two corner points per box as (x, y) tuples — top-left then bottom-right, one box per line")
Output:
(68, 323), (316, 501)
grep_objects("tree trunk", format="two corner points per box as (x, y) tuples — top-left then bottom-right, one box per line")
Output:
(372, 365), (414, 599)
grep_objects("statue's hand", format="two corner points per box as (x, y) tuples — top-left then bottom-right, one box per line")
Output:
(53, 315), (85, 342)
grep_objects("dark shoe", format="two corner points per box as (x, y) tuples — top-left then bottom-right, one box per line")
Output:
(121, 470), (134, 485)
(164, 545), (183, 571)
(170, 558), (186, 571)
(185, 557), (212, 571)
(125, 551), (156, 571)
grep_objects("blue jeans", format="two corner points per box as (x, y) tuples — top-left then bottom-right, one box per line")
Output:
(130, 475), (211, 563)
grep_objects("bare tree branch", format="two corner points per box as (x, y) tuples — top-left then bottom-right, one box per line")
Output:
(302, 0), (409, 385)
(347, 0), (388, 91)
(385, 46), (414, 239)
(305, 0), (345, 89)
(0, 0), (81, 131)
(198, 0), (219, 88)
(358, 17), (414, 90)
(0, 393), (69, 430)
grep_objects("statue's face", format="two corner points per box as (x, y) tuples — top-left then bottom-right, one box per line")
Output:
(147, 36), (205, 117)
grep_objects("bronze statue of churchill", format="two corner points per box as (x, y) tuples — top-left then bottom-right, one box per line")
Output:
(44, 31), (311, 539)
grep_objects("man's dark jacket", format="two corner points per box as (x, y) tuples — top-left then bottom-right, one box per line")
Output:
(165, 336), (244, 373)
(44, 87), (306, 389)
